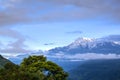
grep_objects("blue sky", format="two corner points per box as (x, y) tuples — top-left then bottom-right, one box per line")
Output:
(0, 0), (120, 53)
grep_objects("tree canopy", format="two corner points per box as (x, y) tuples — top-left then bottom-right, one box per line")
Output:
(0, 55), (68, 80)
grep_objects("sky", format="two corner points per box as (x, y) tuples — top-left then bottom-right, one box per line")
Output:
(0, 0), (120, 54)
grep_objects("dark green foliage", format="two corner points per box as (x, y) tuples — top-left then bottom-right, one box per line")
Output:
(0, 55), (68, 80)
(20, 55), (68, 80)
(68, 59), (120, 80)
(0, 55), (12, 68)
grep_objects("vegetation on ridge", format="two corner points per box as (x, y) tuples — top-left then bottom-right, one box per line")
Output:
(0, 55), (68, 80)
(0, 55), (12, 68)
(68, 59), (120, 80)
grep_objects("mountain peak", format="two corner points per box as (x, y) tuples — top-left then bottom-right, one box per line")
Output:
(68, 37), (95, 49)
(48, 36), (120, 55)
(75, 37), (94, 43)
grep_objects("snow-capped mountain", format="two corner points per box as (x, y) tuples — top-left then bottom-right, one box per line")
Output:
(48, 37), (120, 54)
(7, 37), (120, 64)
(68, 37), (95, 49)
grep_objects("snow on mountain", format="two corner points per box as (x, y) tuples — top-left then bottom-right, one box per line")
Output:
(48, 37), (120, 55)
(68, 37), (120, 49)
(68, 37), (96, 49)
(113, 41), (120, 45)
(46, 37), (120, 61)
(5, 37), (120, 64)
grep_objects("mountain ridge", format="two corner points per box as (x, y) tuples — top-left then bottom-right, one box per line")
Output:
(48, 37), (120, 54)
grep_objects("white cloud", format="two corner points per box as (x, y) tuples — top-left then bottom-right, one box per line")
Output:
(0, 0), (120, 26)
(0, 28), (32, 53)
(47, 53), (120, 61)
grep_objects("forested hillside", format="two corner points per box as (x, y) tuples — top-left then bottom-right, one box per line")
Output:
(68, 59), (120, 80)
(0, 55), (12, 68)
(0, 55), (68, 80)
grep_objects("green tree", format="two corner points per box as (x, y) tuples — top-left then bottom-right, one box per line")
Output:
(0, 55), (68, 80)
(20, 55), (68, 80)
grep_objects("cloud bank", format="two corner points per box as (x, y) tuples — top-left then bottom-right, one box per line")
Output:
(48, 53), (120, 61)
(0, 0), (120, 26)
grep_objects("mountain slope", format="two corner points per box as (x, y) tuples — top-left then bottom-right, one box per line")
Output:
(48, 37), (120, 54)
(68, 59), (120, 80)
(0, 55), (12, 68)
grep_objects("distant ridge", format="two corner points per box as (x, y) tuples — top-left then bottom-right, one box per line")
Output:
(68, 59), (120, 80)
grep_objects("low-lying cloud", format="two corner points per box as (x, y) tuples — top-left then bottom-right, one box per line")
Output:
(48, 53), (120, 61)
